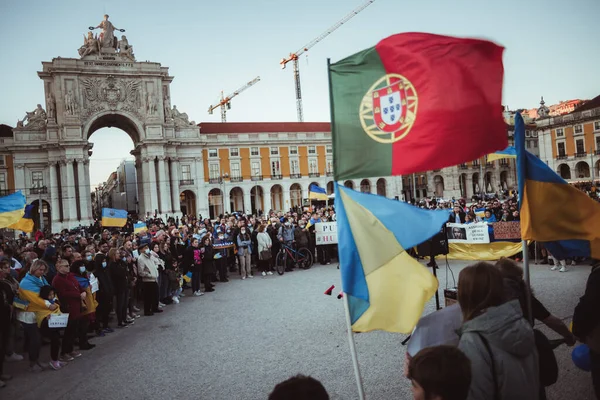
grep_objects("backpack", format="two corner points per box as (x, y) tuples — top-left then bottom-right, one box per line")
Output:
(534, 329), (559, 387)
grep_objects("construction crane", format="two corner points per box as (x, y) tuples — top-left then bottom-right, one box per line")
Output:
(208, 76), (261, 122)
(280, 0), (376, 122)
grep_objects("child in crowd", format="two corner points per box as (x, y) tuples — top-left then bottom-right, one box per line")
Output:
(268, 375), (329, 400)
(39, 285), (57, 308)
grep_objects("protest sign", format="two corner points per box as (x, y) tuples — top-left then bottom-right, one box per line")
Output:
(446, 222), (490, 244)
(492, 221), (521, 240)
(48, 313), (69, 328)
(315, 222), (337, 245)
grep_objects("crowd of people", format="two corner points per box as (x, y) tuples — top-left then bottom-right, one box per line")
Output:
(0, 207), (337, 388)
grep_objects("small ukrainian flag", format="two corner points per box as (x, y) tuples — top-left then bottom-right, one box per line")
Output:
(309, 184), (329, 201)
(134, 222), (147, 234)
(101, 208), (127, 228)
(9, 203), (35, 233)
(0, 191), (26, 229)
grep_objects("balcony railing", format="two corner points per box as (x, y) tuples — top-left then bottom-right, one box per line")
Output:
(230, 176), (243, 183)
(556, 155), (568, 160)
(458, 164), (468, 170)
(595, 150), (600, 156)
(575, 152), (587, 158)
(471, 163), (480, 168)
(0, 189), (15, 197)
(290, 173), (302, 179)
(209, 177), (222, 184)
(180, 179), (194, 186)
(309, 172), (320, 178)
(486, 163), (494, 169)
(30, 186), (48, 195)
(326, 171), (334, 177)
(251, 175), (263, 181)
(271, 174), (283, 180)
(416, 184), (428, 189)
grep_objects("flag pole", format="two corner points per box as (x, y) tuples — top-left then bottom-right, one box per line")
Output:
(328, 58), (366, 400)
(521, 239), (533, 324)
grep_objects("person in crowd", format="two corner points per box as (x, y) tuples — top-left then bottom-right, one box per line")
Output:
(42, 246), (58, 284)
(69, 260), (96, 350)
(268, 374), (329, 400)
(237, 226), (253, 280)
(167, 258), (182, 304)
(251, 221), (260, 268)
(108, 248), (132, 328)
(213, 232), (230, 282)
(137, 243), (161, 315)
(257, 224), (273, 276)
(158, 242), (173, 304)
(407, 345), (472, 400)
(52, 259), (85, 361)
(93, 253), (114, 335)
(572, 261), (600, 398)
(184, 238), (204, 296)
(0, 260), (15, 386)
(457, 262), (539, 400)
(1, 259), (23, 364)
(278, 218), (296, 272)
(200, 235), (215, 292)
(149, 242), (166, 308)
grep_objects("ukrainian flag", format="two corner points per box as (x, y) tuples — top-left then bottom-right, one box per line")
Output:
(9, 203), (35, 233)
(487, 146), (517, 162)
(134, 222), (148, 234)
(101, 208), (128, 228)
(515, 113), (600, 258)
(309, 184), (329, 201)
(0, 191), (26, 228)
(336, 183), (449, 333)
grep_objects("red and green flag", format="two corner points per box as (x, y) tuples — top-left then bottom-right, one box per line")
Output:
(329, 32), (507, 180)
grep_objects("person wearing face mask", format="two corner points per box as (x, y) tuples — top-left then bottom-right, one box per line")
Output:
(93, 253), (114, 334)
(200, 235), (216, 292)
(278, 218), (296, 272)
(108, 248), (132, 328)
(69, 261), (96, 350)
(184, 238), (204, 296)
(213, 232), (231, 283)
(137, 243), (161, 314)
(237, 227), (253, 280)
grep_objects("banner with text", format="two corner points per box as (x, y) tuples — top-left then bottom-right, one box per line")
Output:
(491, 221), (521, 240)
(446, 222), (490, 244)
(315, 222), (338, 245)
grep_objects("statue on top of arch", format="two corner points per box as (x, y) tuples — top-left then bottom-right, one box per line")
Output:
(89, 14), (124, 50)
(16, 104), (47, 131)
(80, 14), (134, 60)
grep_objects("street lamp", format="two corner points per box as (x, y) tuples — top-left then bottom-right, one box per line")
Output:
(221, 173), (228, 216)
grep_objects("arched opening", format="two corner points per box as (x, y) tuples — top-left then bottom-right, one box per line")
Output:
(208, 188), (223, 219)
(250, 186), (264, 214)
(270, 184), (283, 212)
(500, 171), (508, 190)
(89, 126), (137, 220)
(326, 181), (334, 195)
(575, 161), (590, 178)
(472, 173), (480, 195)
(229, 187), (244, 213)
(179, 190), (196, 216)
(596, 160), (600, 179)
(290, 183), (302, 209)
(484, 172), (493, 193)
(30, 200), (50, 233)
(376, 178), (387, 197)
(344, 180), (354, 189)
(558, 164), (571, 180)
(433, 175), (444, 197)
(459, 173), (467, 198)
(360, 179), (371, 193)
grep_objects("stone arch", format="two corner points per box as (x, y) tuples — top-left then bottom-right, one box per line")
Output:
(30, 199), (51, 233)
(290, 183), (303, 209)
(229, 187), (244, 212)
(326, 181), (334, 195)
(557, 164), (571, 180)
(472, 173), (480, 195)
(360, 179), (371, 193)
(179, 190), (196, 216)
(575, 161), (590, 178)
(344, 180), (354, 189)
(376, 178), (387, 197)
(484, 172), (493, 192)
(434, 175), (444, 197)
(596, 160), (600, 179)
(208, 188), (223, 219)
(250, 185), (264, 214)
(500, 171), (508, 190)
(84, 110), (144, 143)
(459, 173), (467, 198)
(270, 184), (283, 212)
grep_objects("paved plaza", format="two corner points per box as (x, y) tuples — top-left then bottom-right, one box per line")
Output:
(4, 260), (597, 400)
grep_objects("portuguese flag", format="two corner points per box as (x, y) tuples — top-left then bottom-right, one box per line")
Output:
(329, 33), (507, 181)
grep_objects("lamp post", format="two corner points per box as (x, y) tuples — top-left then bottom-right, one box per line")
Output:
(221, 173), (228, 216)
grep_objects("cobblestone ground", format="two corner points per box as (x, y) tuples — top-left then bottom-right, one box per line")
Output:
(3, 259), (596, 399)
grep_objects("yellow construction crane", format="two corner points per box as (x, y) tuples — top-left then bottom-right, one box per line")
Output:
(280, 0), (376, 122)
(208, 76), (261, 122)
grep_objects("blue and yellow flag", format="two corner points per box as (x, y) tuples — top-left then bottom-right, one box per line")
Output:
(134, 222), (147, 234)
(515, 113), (600, 258)
(487, 146), (517, 162)
(8, 203), (35, 232)
(309, 184), (329, 201)
(101, 208), (127, 228)
(0, 191), (26, 228)
(336, 183), (449, 333)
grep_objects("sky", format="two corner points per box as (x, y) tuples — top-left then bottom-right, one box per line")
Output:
(1, 0), (598, 187)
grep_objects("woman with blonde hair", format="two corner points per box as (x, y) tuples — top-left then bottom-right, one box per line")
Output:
(457, 262), (539, 400)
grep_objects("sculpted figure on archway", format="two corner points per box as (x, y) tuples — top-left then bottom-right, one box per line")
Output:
(78, 31), (100, 57)
(89, 14), (124, 50)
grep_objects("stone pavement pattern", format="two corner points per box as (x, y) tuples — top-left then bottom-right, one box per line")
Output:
(3, 260), (596, 399)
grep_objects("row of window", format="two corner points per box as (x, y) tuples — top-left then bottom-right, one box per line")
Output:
(207, 145), (333, 159)
(556, 136), (600, 157)
(556, 121), (600, 138)
(206, 158), (334, 180)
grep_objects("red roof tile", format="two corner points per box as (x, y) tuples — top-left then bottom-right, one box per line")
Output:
(199, 122), (331, 134)
(570, 94), (600, 114)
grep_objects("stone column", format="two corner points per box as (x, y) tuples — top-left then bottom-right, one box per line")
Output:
(83, 160), (93, 222)
(65, 159), (77, 224)
(14, 163), (25, 195)
(264, 187), (273, 214)
(157, 156), (171, 215)
(48, 162), (60, 231)
(170, 158), (180, 215)
(194, 157), (209, 218)
(77, 159), (91, 225)
(243, 190), (252, 214)
(144, 157), (159, 216)
(283, 187), (291, 213)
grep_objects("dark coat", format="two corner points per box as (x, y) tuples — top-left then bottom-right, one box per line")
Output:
(448, 211), (466, 224)
(184, 246), (202, 272)
(52, 272), (84, 320)
(201, 245), (216, 275)
(94, 263), (114, 301)
(109, 260), (129, 292)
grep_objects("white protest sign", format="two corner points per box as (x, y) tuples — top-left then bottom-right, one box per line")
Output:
(315, 222), (337, 245)
(446, 222), (490, 244)
(89, 274), (99, 293)
(48, 313), (69, 328)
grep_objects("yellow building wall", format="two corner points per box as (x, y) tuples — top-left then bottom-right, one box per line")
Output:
(219, 148), (230, 177)
(551, 130), (557, 158)
(240, 148), (250, 179)
(564, 126), (575, 155)
(5, 155), (14, 190)
(260, 147), (270, 178)
(584, 122), (595, 152)
(317, 146), (326, 174)
(280, 146), (290, 177)
(298, 146), (308, 176)
(202, 149), (209, 182)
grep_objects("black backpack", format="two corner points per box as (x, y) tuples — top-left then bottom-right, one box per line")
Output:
(534, 329), (559, 387)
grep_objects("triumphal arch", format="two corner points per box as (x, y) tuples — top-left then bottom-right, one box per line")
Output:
(10, 15), (206, 231)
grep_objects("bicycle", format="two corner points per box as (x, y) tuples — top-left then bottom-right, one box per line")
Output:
(275, 242), (314, 275)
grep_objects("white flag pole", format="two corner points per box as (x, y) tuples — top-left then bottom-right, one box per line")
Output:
(342, 292), (366, 400)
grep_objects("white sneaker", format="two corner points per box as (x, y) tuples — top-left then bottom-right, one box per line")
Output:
(267, 271), (273, 275)
(262, 271), (267, 276)
(5, 353), (24, 362)
(194, 291), (204, 296)
(158, 302), (166, 308)
(172, 296), (180, 304)
(560, 266), (567, 272)
(242, 276), (246, 280)
(248, 275), (254, 278)
(571, 260), (577, 266)
(550, 266), (558, 271)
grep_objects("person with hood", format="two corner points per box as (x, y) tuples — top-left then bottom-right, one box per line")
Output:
(137, 243), (161, 315)
(457, 262), (539, 400)
(93, 253), (114, 334)
(42, 246), (58, 284)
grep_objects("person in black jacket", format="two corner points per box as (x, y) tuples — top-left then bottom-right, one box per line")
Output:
(109, 248), (131, 328)
(183, 239), (203, 296)
(201, 235), (215, 292)
(93, 253), (114, 334)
